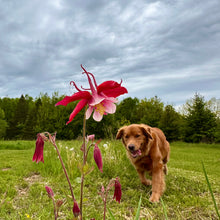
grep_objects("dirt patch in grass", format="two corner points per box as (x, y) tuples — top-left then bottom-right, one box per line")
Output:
(24, 172), (42, 185)
(13, 172), (44, 209)
(16, 172), (43, 196)
(1, 167), (12, 171)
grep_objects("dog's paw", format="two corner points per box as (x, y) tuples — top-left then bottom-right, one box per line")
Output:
(149, 193), (160, 203)
(142, 179), (152, 186)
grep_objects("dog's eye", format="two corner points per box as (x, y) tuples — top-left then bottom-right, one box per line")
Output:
(125, 135), (129, 139)
(135, 134), (140, 138)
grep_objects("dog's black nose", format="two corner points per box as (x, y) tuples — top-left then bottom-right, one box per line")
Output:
(128, 144), (135, 151)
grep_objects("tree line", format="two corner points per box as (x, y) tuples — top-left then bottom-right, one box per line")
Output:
(0, 93), (219, 143)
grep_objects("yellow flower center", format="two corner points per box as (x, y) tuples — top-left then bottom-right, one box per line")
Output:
(95, 102), (105, 115)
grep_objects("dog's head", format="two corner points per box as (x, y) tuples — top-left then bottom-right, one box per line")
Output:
(116, 124), (153, 158)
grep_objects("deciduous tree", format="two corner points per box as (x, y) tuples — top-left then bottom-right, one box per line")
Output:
(159, 105), (182, 141)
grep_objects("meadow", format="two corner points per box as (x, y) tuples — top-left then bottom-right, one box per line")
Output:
(0, 140), (220, 219)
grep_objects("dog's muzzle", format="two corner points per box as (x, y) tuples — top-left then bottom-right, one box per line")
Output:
(128, 144), (142, 158)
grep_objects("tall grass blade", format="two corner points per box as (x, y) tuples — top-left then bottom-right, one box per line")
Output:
(161, 198), (168, 220)
(107, 207), (116, 220)
(202, 162), (220, 219)
(135, 195), (142, 220)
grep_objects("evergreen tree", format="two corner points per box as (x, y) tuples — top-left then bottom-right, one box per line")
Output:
(0, 108), (7, 139)
(0, 97), (18, 139)
(7, 95), (29, 139)
(184, 93), (217, 143)
(23, 98), (42, 139)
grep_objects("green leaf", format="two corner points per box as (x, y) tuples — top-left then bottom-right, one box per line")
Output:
(107, 207), (116, 220)
(135, 195), (142, 220)
(202, 162), (220, 218)
(161, 198), (168, 220)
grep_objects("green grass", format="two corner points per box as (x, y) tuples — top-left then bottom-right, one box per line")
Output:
(0, 141), (220, 219)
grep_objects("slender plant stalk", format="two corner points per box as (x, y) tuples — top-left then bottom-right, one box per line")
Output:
(103, 179), (116, 220)
(82, 108), (87, 165)
(160, 198), (168, 220)
(80, 107), (87, 219)
(103, 191), (109, 220)
(135, 195), (142, 220)
(53, 141), (75, 202)
(80, 173), (84, 220)
(52, 198), (57, 220)
(202, 162), (220, 218)
(85, 143), (94, 162)
(107, 207), (116, 220)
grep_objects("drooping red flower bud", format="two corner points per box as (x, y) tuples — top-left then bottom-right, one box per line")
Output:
(32, 133), (45, 163)
(87, 134), (95, 141)
(113, 178), (121, 203)
(93, 144), (103, 173)
(73, 200), (81, 217)
(56, 199), (64, 208)
(45, 186), (54, 198)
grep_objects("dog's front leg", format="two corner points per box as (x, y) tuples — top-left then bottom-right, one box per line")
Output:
(149, 160), (165, 202)
(137, 169), (152, 186)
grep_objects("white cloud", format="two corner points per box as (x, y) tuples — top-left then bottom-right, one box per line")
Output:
(0, 0), (219, 107)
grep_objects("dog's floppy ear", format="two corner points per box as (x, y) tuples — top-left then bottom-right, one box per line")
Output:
(140, 125), (153, 140)
(116, 126), (127, 139)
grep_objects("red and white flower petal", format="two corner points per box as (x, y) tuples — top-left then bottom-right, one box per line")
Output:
(103, 100), (116, 114)
(86, 106), (94, 119)
(104, 96), (118, 103)
(55, 91), (91, 106)
(93, 110), (103, 122)
(97, 80), (121, 93)
(88, 91), (105, 106)
(67, 99), (88, 124)
(101, 86), (128, 98)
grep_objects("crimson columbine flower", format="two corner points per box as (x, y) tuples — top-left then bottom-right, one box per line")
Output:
(93, 144), (103, 173)
(32, 134), (45, 163)
(45, 186), (54, 198)
(73, 199), (80, 217)
(113, 178), (122, 203)
(55, 65), (128, 124)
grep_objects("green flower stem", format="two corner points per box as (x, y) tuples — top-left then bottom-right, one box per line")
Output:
(80, 106), (87, 219)
(85, 143), (94, 162)
(202, 162), (220, 218)
(103, 191), (108, 220)
(52, 140), (75, 203)
(52, 198), (58, 220)
(103, 179), (115, 220)
(82, 109), (87, 165)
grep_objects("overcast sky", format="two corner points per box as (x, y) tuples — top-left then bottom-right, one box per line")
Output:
(0, 0), (220, 107)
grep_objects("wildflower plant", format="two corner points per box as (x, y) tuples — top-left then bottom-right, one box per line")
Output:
(32, 65), (127, 219)
(45, 185), (64, 219)
(99, 177), (122, 220)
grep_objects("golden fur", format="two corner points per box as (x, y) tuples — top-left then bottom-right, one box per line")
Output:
(116, 124), (170, 202)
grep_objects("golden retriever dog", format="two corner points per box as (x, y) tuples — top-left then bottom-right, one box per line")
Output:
(116, 124), (170, 202)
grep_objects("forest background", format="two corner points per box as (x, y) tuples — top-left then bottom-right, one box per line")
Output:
(0, 92), (219, 143)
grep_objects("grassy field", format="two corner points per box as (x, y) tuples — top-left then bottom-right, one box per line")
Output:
(0, 140), (220, 219)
